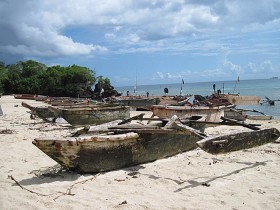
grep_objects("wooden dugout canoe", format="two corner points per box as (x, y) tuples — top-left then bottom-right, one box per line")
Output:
(112, 96), (160, 111)
(32, 116), (280, 173)
(32, 120), (206, 173)
(22, 101), (56, 121)
(245, 115), (273, 120)
(225, 95), (261, 105)
(14, 94), (36, 100)
(196, 127), (280, 154)
(48, 104), (130, 127)
(150, 105), (226, 122)
(224, 108), (247, 121)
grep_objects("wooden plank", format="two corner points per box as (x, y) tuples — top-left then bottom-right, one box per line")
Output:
(187, 120), (261, 127)
(221, 116), (260, 130)
(196, 128), (280, 154)
(118, 113), (145, 125)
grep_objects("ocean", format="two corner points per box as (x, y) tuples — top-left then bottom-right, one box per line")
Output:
(116, 78), (280, 119)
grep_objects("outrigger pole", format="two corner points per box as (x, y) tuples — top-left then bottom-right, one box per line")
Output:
(233, 76), (240, 94)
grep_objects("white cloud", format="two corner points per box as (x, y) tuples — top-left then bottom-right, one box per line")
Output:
(0, 0), (279, 62)
(248, 60), (277, 73)
(223, 59), (243, 75)
(128, 34), (141, 43)
(156, 71), (186, 81)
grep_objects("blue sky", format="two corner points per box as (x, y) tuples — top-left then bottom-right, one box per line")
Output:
(0, 0), (279, 86)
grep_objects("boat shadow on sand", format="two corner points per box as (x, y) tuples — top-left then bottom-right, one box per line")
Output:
(13, 165), (82, 186)
(14, 159), (269, 191)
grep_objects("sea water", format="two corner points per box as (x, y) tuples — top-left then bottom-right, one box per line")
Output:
(116, 78), (280, 119)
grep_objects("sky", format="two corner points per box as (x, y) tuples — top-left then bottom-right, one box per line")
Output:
(0, 0), (279, 87)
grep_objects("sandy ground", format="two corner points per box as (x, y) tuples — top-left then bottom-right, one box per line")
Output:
(0, 95), (280, 210)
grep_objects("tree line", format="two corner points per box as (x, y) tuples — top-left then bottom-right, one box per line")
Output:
(0, 60), (118, 98)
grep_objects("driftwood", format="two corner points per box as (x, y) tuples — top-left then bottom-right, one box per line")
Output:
(8, 175), (55, 197)
(8, 174), (100, 201)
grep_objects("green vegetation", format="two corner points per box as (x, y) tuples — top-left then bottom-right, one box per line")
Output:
(0, 60), (115, 98)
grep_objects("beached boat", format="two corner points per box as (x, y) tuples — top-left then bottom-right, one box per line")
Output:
(246, 115), (273, 120)
(196, 127), (279, 154)
(260, 97), (280, 106)
(150, 104), (226, 122)
(48, 104), (130, 127)
(14, 94), (36, 100)
(34, 95), (48, 101)
(224, 94), (261, 105)
(32, 116), (280, 173)
(45, 97), (91, 106)
(22, 102), (56, 121)
(111, 96), (160, 111)
(224, 108), (247, 121)
(32, 118), (206, 173)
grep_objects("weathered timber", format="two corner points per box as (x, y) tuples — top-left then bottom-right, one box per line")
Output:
(118, 113), (145, 125)
(150, 104), (226, 123)
(33, 120), (204, 173)
(32, 115), (280, 173)
(246, 115), (273, 120)
(224, 108), (247, 121)
(22, 102), (56, 121)
(221, 116), (260, 130)
(48, 104), (130, 127)
(225, 95), (261, 105)
(111, 96), (161, 110)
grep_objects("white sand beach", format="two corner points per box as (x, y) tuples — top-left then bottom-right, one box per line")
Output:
(0, 95), (280, 210)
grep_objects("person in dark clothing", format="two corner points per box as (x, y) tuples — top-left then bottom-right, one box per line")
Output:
(213, 84), (216, 93)
(164, 88), (169, 95)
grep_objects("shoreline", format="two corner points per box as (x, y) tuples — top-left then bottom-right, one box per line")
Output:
(1, 95), (280, 209)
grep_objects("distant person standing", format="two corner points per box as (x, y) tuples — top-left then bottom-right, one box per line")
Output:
(146, 91), (149, 97)
(100, 88), (104, 98)
(126, 90), (130, 96)
(213, 84), (216, 93)
(164, 88), (169, 95)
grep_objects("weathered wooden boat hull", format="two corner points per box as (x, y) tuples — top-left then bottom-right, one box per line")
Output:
(22, 102), (56, 120)
(113, 97), (160, 110)
(33, 118), (280, 173)
(150, 105), (225, 122)
(225, 95), (261, 105)
(246, 115), (273, 120)
(48, 105), (130, 127)
(224, 109), (246, 121)
(33, 128), (203, 173)
(196, 128), (280, 154)
(14, 94), (36, 100)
